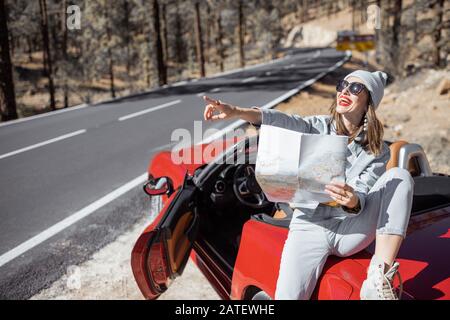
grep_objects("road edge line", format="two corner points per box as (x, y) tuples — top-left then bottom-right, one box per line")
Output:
(0, 173), (148, 268)
(0, 129), (87, 160)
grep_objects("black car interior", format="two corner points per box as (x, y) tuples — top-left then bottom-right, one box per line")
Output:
(194, 162), (275, 271)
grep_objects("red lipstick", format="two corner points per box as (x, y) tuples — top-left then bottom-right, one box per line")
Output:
(338, 95), (353, 107)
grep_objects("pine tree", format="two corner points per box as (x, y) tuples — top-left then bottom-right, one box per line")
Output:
(152, 0), (167, 85)
(38, 0), (56, 110)
(237, 0), (245, 68)
(194, 1), (205, 77)
(0, 0), (18, 121)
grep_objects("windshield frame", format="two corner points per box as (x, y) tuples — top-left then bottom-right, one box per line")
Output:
(193, 135), (259, 190)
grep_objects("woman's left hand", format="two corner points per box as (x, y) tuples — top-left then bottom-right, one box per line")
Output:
(324, 181), (359, 209)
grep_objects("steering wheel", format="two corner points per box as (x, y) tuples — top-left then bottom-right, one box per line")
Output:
(233, 164), (270, 209)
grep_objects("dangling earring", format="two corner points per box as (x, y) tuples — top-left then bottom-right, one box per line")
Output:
(363, 113), (368, 132)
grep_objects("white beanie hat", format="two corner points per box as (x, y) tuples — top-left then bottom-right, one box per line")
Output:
(344, 70), (388, 110)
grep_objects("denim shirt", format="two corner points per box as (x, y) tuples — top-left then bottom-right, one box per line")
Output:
(256, 108), (391, 218)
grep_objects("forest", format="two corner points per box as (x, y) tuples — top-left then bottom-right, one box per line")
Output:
(0, 0), (448, 121)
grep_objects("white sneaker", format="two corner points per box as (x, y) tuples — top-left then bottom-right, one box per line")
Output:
(360, 255), (403, 300)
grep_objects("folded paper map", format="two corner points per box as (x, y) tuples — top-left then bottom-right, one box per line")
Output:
(255, 125), (348, 206)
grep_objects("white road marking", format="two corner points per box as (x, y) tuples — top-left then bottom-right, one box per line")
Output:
(0, 49), (352, 268)
(241, 76), (256, 83)
(196, 92), (206, 97)
(210, 88), (221, 93)
(149, 141), (178, 153)
(0, 129), (86, 160)
(118, 100), (181, 121)
(0, 173), (148, 268)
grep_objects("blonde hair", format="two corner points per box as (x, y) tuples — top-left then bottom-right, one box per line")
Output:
(329, 98), (384, 156)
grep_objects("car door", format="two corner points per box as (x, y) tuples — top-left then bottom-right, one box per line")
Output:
(131, 173), (199, 299)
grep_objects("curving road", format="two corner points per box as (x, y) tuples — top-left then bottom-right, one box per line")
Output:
(0, 47), (350, 299)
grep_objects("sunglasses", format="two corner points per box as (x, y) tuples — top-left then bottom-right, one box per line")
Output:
(336, 80), (367, 95)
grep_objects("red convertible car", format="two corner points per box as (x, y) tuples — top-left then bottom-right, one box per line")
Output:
(131, 135), (450, 300)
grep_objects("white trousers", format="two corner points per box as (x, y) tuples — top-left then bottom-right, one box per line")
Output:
(275, 167), (415, 300)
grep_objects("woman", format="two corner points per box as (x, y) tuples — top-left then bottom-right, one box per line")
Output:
(202, 70), (414, 300)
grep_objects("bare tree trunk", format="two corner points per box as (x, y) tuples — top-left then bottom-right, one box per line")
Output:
(375, 0), (382, 64)
(62, 0), (67, 55)
(161, 3), (168, 65)
(237, 0), (245, 68)
(382, 0), (390, 29)
(392, 0), (403, 73)
(205, 4), (211, 64)
(51, 20), (59, 57)
(8, 29), (14, 57)
(433, 0), (445, 67)
(62, 0), (68, 108)
(152, 0), (167, 85)
(39, 0), (56, 110)
(174, 3), (184, 66)
(123, 0), (131, 75)
(377, 0), (391, 66)
(27, 36), (33, 62)
(392, 0), (402, 47)
(194, 1), (205, 77)
(104, 7), (116, 98)
(145, 57), (151, 87)
(351, 0), (356, 31)
(412, 0), (418, 42)
(216, 11), (224, 72)
(0, 0), (18, 121)
(108, 47), (116, 98)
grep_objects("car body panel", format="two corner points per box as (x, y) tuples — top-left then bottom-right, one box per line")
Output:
(232, 207), (450, 300)
(231, 219), (287, 300)
(148, 138), (243, 204)
(353, 208), (450, 300)
(190, 243), (232, 300)
(131, 175), (199, 299)
(132, 136), (450, 300)
(131, 191), (179, 299)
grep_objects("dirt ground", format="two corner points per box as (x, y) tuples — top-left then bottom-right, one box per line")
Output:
(31, 214), (221, 300)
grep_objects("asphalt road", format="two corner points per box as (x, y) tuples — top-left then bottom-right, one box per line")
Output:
(0, 47), (350, 299)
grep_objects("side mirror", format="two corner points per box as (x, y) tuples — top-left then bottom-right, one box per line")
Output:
(143, 176), (172, 196)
